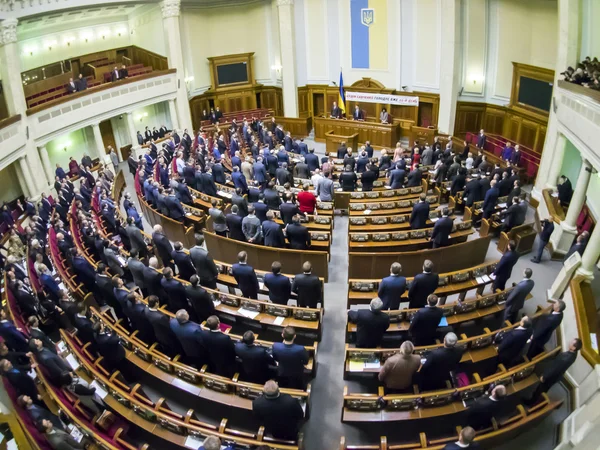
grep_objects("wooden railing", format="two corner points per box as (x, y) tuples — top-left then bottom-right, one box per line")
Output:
(570, 276), (600, 366)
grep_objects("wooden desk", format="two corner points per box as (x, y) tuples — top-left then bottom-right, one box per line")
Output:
(325, 131), (359, 155)
(314, 117), (400, 149)
(348, 236), (491, 279)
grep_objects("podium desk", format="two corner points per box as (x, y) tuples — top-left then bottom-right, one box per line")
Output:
(314, 117), (400, 149)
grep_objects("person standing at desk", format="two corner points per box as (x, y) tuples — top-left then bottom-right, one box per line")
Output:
(352, 105), (364, 121)
(380, 107), (389, 123)
(331, 102), (343, 119)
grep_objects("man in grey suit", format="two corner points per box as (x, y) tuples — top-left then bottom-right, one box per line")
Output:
(103, 239), (124, 277)
(208, 200), (227, 237)
(125, 216), (147, 258)
(39, 418), (84, 449)
(189, 234), (219, 289)
(504, 268), (535, 324)
(127, 249), (147, 295)
(316, 171), (335, 201)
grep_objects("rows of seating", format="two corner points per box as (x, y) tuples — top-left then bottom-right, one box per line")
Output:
(348, 196), (440, 216)
(348, 211), (447, 232)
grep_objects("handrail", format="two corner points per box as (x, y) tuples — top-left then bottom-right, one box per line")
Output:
(557, 79), (600, 103)
(26, 69), (177, 115)
(0, 114), (21, 130)
(569, 276), (600, 366)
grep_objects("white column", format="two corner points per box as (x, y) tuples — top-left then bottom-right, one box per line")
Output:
(532, 0), (579, 201)
(550, 159), (593, 255)
(437, 0), (461, 135)
(276, 0), (298, 117)
(14, 162), (30, 198)
(0, 19), (27, 116)
(576, 222), (600, 279)
(544, 132), (567, 190)
(91, 123), (107, 164)
(168, 99), (180, 131)
(18, 156), (36, 198)
(160, 0), (193, 131)
(38, 146), (54, 184)
(126, 112), (140, 148)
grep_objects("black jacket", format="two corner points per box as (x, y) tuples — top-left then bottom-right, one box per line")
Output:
(408, 272), (439, 309)
(292, 273), (321, 308)
(172, 250), (196, 281)
(226, 214), (245, 241)
(431, 217), (453, 246)
(419, 346), (464, 390)
(252, 393), (304, 441)
(199, 329), (236, 378)
(409, 306), (443, 346)
(410, 201), (430, 229)
(286, 223), (311, 249)
(152, 232), (174, 264)
(497, 327), (532, 365)
(185, 285), (215, 322)
(235, 343), (274, 383)
(348, 309), (390, 348)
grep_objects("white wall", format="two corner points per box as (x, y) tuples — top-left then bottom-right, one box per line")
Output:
(18, 21), (132, 72)
(45, 127), (95, 170)
(180, 1), (282, 95)
(128, 5), (166, 57)
(580, 0), (600, 61)
(0, 165), (23, 204)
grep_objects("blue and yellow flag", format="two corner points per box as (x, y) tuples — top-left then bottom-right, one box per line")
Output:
(351, 0), (388, 70)
(339, 71), (346, 113)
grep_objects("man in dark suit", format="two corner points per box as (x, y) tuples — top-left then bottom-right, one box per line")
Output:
(199, 315), (236, 377)
(76, 74), (88, 91)
(145, 296), (181, 355)
(171, 242), (196, 281)
(263, 211), (286, 248)
(503, 197), (522, 231)
(492, 240), (520, 291)
(408, 260), (439, 309)
(526, 338), (581, 404)
(92, 322), (125, 372)
(235, 331), (274, 384)
(409, 294), (443, 346)
(185, 275), (214, 323)
(27, 317), (56, 353)
(348, 298), (390, 348)
(119, 64), (129, 79)
(466, 385), (507, 430)
(482, 179), (499, 219)
(264, 261), (291, 305)
(232, 251), (259, 299)
(127, 291), (156, 343)
(189, 234), (219, 289)
(165, 189), (186, 221)
(476, 129), (487, 148)
(443, 427), (479, 450)
(557, 175), (573, 207)
(378, 262), (407, 310)
(231, 189), (249, 217)
(226, 205), (246, 241)
(419, 332), (464, 391)
(331, 102), (342, 118)
(286, 216), (311, 250)
(463, 175), (481, 207)
(1, 359), (41, 402)
(527, 300), (565, 358)
(169, 309), (206, 367)
(143, 257), (168, 303)
(66, 77), (77, 93)
(564, 233), (587, 261)
(152, 224), (174, 269)
(339, 165), (358, 192)
(253, 380), (305, 441)
(161, 267), (191, 314)
(504, 268), (535, 323)
(292, 261), (322, 308)
(531, 218), (555, 264)
(30, 339), (72, 384)
(497, 316), (532, 367)
(231, 166), (248, 194)
(0, 312), (28, 353)
(337, 142), (347, 159)
(272, 326), (309, 389)
(361, 165), (377, 192)
(280, 195), (299, 225)
(406, 166), (423, 188)
(388, 163), (406, 189)
(110, 66), (121, 82)
(410, 193), (430, 229)
(431, 208), (454, 248)
(352, 105), (364, 120)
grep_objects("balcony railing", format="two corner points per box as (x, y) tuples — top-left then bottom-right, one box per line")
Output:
(27, 69), (177, 143)
(0, 114), (26, 170)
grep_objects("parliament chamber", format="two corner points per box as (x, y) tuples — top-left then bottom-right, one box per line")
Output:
(1, 0), (600, 449)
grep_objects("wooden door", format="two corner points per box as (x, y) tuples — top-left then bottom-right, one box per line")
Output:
(313, 93), (324, 116)
(418, 103), (433, 128)
(99, 120), (116, 155)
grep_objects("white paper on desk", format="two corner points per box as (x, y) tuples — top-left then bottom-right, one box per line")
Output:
(6, 439), (17, 450)
(184, 436), (203, 449)
(28, 369), (37, 380)
(65, 354), (80, 370)
(430, 217), (439, 222)
(259, 282), (265, 291)
(336, 188), (343, 192)
(363, 209), (372, 215)
(70, 427), (85, 443)
(273, 316), (286, 326)
(90, 380), (108, 399)
(384, 186), (392, 189)
(498, 203), (507, 208)
(489, 274), (496, 280)
(475, 276), (485, 285)
(482, 275), (491, 283)
(213, 300), (221, 307)
(590, 333), (598, 352)
(477, 209), (483, 213)
(217, 191), (233, 199)
(364, 361), (381, 370)
(58, 282), (66, 291)
(117, 256), (126, 266)
(238, 308), (260, 319)
(399, 301), (410, 310)
(57, 340), (67, 353)
(551, 192), (559, 198)
(0, 431), (5, 442)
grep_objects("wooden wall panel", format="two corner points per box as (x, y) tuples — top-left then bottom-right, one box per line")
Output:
(298, 88), (309, 117)
(483, 106), (505, 135)
(453, 102), (485, 137)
